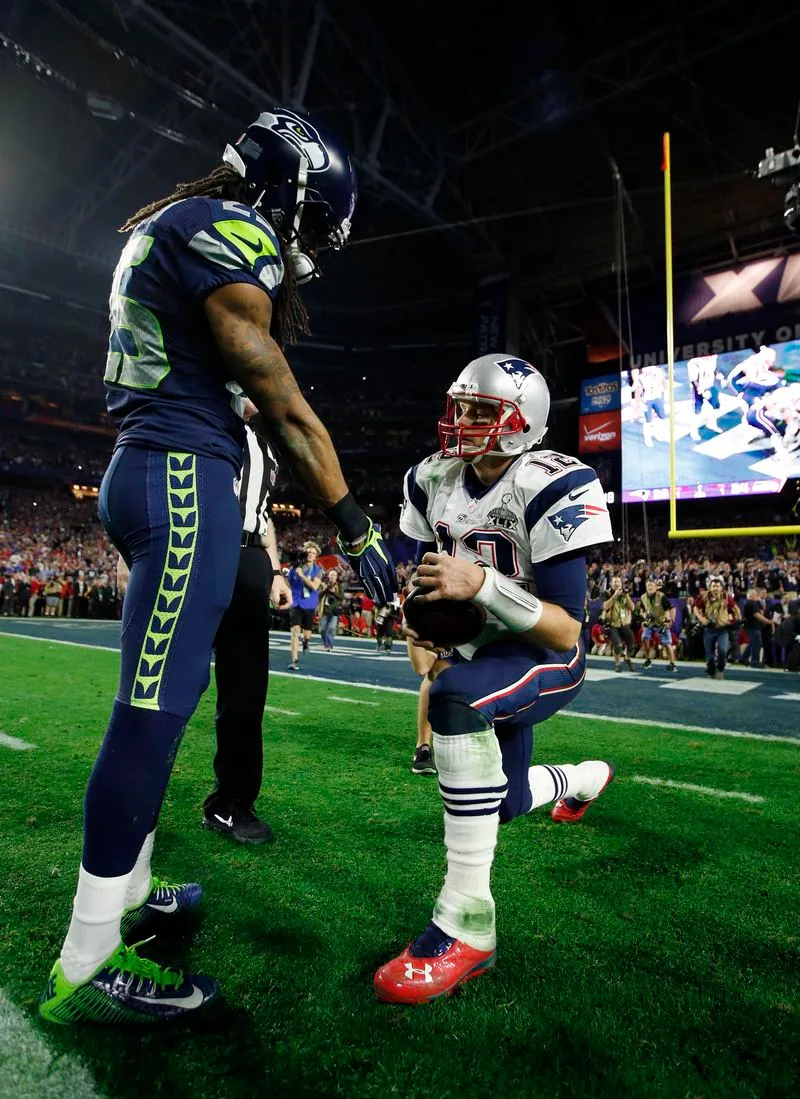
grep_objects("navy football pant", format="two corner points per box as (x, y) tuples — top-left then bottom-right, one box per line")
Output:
(736, 380), (781, 405)
(428, 640), (585, 824)
(692, 383), (720, 414)
(746, 406), (780, 437)
(84, 446), (241, 876)
(643, 398), (665, 422)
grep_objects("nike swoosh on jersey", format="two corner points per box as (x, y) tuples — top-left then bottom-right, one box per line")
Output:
(147, 897), (178, 914)
(229, 231), (269, 257)
(130, 985), (205, 1010)
(568, 488), (590, 500)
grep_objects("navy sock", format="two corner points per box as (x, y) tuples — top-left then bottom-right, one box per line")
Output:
(82, 700), (186, 877)
(410, 922), (455, 958)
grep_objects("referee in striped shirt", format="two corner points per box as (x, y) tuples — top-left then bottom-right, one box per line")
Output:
(202, 407), (292, 845)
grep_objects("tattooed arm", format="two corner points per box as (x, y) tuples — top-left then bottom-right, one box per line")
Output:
(204, 282), (349, 509)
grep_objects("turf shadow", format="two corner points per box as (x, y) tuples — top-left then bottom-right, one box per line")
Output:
(238, 917), (326, 960)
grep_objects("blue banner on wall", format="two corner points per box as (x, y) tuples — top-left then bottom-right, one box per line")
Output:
(475, 275), (509, 356)
(579, 374), (621, 414)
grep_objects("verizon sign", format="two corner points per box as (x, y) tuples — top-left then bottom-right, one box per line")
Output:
(579, 411), (621, 453)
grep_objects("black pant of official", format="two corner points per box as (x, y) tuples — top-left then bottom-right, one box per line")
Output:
(204, 545), (273, 814)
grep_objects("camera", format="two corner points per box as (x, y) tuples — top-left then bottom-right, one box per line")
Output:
(757, 145), (800, 232)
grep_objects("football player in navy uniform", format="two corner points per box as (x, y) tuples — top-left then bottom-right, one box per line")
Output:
(374, 354), (614, 1005)
(686, 354), (724, 439)
(726, 345), (783, 416)
(634, 364), (668, 448)
(40, 107), (395, 1025)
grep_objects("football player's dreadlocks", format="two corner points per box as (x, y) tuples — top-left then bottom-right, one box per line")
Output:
(119, 164), (310, 349)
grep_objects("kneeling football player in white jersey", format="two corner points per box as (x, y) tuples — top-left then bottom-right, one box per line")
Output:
(374, 354), (615, 1004)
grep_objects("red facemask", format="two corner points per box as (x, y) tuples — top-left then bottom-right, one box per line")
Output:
(437, 393), (526, 458)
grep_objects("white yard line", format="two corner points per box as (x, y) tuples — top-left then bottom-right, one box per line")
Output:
(264, 705), (300, 716)
(558, 709), (799, 745)
(0, 732), (36, 751)
(0, 990), (101, 1099)
(271, 671), (413, 695)
(0, 633), (121, 654)
(631, 775), (765, 803)
(327, 695), (380, 706)
(3, 626), (790, 675)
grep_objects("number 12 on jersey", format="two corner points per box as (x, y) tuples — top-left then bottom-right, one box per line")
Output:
(435, 522), (520, 576)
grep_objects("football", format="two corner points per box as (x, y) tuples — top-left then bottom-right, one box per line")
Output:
(402, 587), (487, 648)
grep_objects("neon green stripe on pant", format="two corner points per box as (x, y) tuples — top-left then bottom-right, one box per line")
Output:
(131, 452), (199, 711)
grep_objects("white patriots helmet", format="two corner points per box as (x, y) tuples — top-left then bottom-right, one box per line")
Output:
(438, 353), (550, 459)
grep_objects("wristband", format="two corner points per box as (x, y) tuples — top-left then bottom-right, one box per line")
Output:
(323, 492), (369, 545)
(472, 567), (544, 633)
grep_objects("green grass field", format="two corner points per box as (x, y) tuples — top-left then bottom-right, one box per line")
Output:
(1, 634), (799, 1099)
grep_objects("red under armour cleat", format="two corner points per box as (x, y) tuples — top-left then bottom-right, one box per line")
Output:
(374, 938), (496, 1004)
(551, 763), (615, 823)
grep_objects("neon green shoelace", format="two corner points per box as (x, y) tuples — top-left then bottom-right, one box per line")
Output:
(109, 941), (183, 991)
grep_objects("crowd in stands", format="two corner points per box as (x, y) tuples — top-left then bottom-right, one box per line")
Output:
(0, 485), (119, 618)
(2, 480), (799, 669)
(0, 305), (444, 496)
(2, 300), (799, 668)
(587, 556), (799, 601)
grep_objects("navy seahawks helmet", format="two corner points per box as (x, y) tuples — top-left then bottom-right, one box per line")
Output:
(223, 106), (357, 282)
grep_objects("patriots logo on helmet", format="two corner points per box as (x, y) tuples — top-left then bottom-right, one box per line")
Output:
(495, 358), (536, 390)
(257, 109), (330, 171)
(548, 503), (606, 542)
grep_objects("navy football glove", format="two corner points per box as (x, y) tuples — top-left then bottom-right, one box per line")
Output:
(337, 519), (397, 605)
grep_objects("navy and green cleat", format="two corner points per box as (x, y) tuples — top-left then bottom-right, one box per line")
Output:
(39, 942), (219, 1025)
(120, 876), (203, 940)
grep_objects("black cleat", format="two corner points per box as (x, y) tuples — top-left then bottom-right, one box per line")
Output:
(412, 745), (437, 775)
(202, 804), (274, 845)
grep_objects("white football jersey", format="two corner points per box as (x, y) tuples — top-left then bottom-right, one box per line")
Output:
(401, 449), (613, 657)
(687, 356), (718, 392)
(738, 351), (779, 384)
(638, 367), (665, 401)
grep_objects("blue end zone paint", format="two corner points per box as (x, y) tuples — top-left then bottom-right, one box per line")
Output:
(1, 620), (798, 741)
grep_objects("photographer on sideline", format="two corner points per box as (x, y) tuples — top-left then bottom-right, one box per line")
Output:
(639, 578), (677, 672)
(318, 568), (344, 652)
(603, 575), (637, 673)
(287, 541), (323, 671)
(695, 576), (740, 680)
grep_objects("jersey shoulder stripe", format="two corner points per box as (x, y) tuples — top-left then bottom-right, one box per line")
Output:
(157, 197), (284, 296)
(518, 454), (598, 531)
(410, 451), (462, 495)
(404, 464), (429, 518)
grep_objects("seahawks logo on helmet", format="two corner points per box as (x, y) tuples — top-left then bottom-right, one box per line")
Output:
(495, 358), (537, 390)
(257, 109), (330, 171)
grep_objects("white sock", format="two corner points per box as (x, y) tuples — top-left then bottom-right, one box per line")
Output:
(431, 729), (507, 953)
(124, 829), (155, 909)
(60, 865), (132, 984)
(528, 760), (610, 809)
